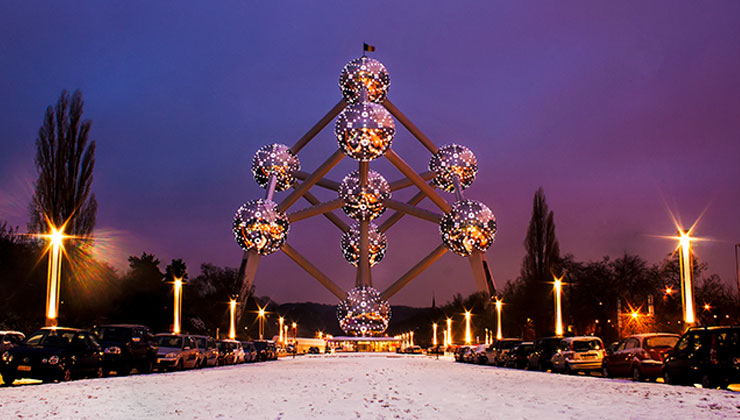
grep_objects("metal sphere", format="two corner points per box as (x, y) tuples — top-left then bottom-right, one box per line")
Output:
(232, 199), (289, 255)
(429, 144), (478, 192)
(336, 286), (391, 336)
(439, 200), (496, 257)
(335, 102), (395, 161)
(251, 143), (300, 192)
(339, 56), (391, 104)
(340, 222), (387, 267)
(338, 169), (391, 221)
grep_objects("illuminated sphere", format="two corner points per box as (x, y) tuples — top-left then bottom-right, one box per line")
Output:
(232, 199), (289, 256)
(339, 56), (391, 104)
(251, 143), (300, 192)
(439, 200), (496, 257)
(340, 222), (387, 267)
(429, 144), (478, 192)
(338, 169), (391, 221)
(335, 102), (395, 161)
(336, 286), (391, 336)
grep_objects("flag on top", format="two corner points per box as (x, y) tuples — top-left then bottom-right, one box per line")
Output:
(363, 43), (376, 53)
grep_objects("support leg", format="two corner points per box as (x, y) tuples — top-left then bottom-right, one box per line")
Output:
(468, 251), (496, 297)
(235, 250), (261, 324)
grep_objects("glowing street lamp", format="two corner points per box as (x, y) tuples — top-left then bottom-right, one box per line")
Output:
(279, 316), (285, 344)
(257, 306), (266, 339)
(553, 274), (564, 336)
(677, 229), (696, 324)
(464, 310), (472, 345)
(229, 297), (237, 340)
(432, 323), (438, 347)
(44, 225), (68, 326)
(410, 331), (414, 347)
(446, 318), (452, 346)
(495, 299), (503, 341)
(173, 277), (183, 334)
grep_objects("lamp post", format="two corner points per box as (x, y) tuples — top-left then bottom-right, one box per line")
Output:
(292, 322), (297, 357)
(257, 307), (266, 339)
(677, 230), (696, 324)
(228, 297), (237, 340)
(173, 277), (183, 334)
(410, 331), (414, 347)
(44, 226), (68, 327)
(553, 274), (564, 336)
(432, 323), (438, 347)
(464, 310), (472, 345)
(279, 316), (285, 345)
(446, 318), (452, 346)
(495, 299), (503, 340)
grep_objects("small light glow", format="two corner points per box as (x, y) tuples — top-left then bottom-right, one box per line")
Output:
(464, 310), (472, 345)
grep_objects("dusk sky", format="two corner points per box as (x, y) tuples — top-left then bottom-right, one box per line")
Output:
(1, 1), (739, 307)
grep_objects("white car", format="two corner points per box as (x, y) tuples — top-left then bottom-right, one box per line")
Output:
(551, 336), (605, 374)
(154, 334), (200, 371)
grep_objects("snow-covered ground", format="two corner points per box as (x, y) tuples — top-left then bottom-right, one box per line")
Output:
(1, 353), (738, 419)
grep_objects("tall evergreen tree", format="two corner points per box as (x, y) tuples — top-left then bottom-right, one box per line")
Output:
(28, 90), (97, 236)
(520, 187), (561, 336)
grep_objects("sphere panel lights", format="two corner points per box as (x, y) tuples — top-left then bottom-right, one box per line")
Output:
(338, 169), (391, 221)
(233, 199), (289, 255)
(251, 143), (300, 192)
(339, 56), (391, 104)
(440, 200), (496, 257)
(335, 102), (395, 161)
(336, 286), (391, 336)
(429, 144), (478, 192)
(341, 222), (387, 267)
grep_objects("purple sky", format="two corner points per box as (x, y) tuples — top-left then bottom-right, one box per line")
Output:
(2, 2), (740, 307)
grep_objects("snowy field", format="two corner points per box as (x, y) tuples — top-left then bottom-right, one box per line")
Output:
(1, 353), (739, 419)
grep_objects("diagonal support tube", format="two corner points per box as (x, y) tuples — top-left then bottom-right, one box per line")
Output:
(384, 199), (442, 224)
(384, 149), (451, 213)
(382, 98), (439, 154)
(468, 251), (496, 297)
(278, 149), (345, 212)
(281, 243), (346, 299)
(389, 171), (436, 191)
(381, 244), (448, 300)
(294, 171), (341, 191)
(290, 99), (347, 154)
(288, 198), (345, 223)
(235, 250), (261, 324)
(301, 190), (349, 232)
(379, 191), (427, 233)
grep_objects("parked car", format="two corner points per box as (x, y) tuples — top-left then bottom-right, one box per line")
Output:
(504, 342), (534, 369)
(0, 331), (25, 354)
(601, 333), (679, 381)
(216, 339), (240, 365)
(454, 345), (473, 362)
(241, 341), (257, 363)
(471, 344), (489, 364)
(527, 336), (563, 371)
(191, 335), (219, 368)
(308, 346), (321, 354)
(461, 346), (478, 363)
(253, 340), (277, 361)
(551, 336), (605, 374)
(404, 345), (423, 354)
(92, 324), (157, 376)
(662, 326), (740, 389)
(154, 333), (200, 371)
(485, 338), (522, 366)
(1, 327), (103, 384)
(427, 345), (445, 355)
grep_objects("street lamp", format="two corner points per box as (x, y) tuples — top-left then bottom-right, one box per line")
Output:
(228, 297), (237, 340)
(173, 277), (183, 334)
(495, 299), (503, 341)
(279, 316), (285, 344)
(432, 323), (438, 347)
(292, 322), (297, 356)
(677, 229), (696, 324)
(44, 225), (69, 327)
(446, 318), (452, 346)
(553, 274), (564, 336)
(464, 310), (472, 345)
(257, 306), (266, 339)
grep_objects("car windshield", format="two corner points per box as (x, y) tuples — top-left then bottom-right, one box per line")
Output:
(572, 340), (602, 352)
(644, 336), (679, 349)
(155, 336), (183, 348)
(502, 341), (521, 350)
(27, 329), (77, 347)
(217, 342), (228, 351)
(194, 337), (207, 349)
(94, 327), (131, 342)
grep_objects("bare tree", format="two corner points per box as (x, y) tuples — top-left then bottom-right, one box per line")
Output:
(28, 90), (97, 236)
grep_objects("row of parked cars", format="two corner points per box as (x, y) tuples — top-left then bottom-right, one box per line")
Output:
(0, 324), (279, 385)
(453, 325), (740, 389)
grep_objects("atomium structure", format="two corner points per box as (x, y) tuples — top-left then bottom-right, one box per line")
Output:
(231, 51), (497, 336)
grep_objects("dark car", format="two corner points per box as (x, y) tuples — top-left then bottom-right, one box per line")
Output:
(505, 342), (534, 369)
(662, 326), (740, 389)
(0, 331), (25, 354)
(191, 335), (219, 368)
(485, 339), (523, 366)
(253, 340), (277, 361)
(527, 336), (563, 371)
(92, 324), (158, 376)
(241, 341), (257, 363)
(601, 333), (679, 381)
(1, 327), (103, 384)
(217, 339), (239, 365)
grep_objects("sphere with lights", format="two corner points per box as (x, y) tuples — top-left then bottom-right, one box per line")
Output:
(338, 169), (391, 221)
(439, 200), (496, 256)
(339, 56), (391, 104)
(429, 144), (478, 192)
(233, 199), (289, 255)
(336, 286), (391, 336)
(341, 222), (387, 267)
(251, 143), (300, 192)
(335, 102), (395, 161)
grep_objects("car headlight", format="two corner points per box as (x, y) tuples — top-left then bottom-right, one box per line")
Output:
(1, 351), (12, 363)
(165, 352), (178, 358)
(105, 346), (122, 355)
(48, 355), (60, 365)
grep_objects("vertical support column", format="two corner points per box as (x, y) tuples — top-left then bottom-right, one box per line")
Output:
(468, 251), (495, 296)
(357, 161), (372, 287)
(236, 250), (261, 324)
